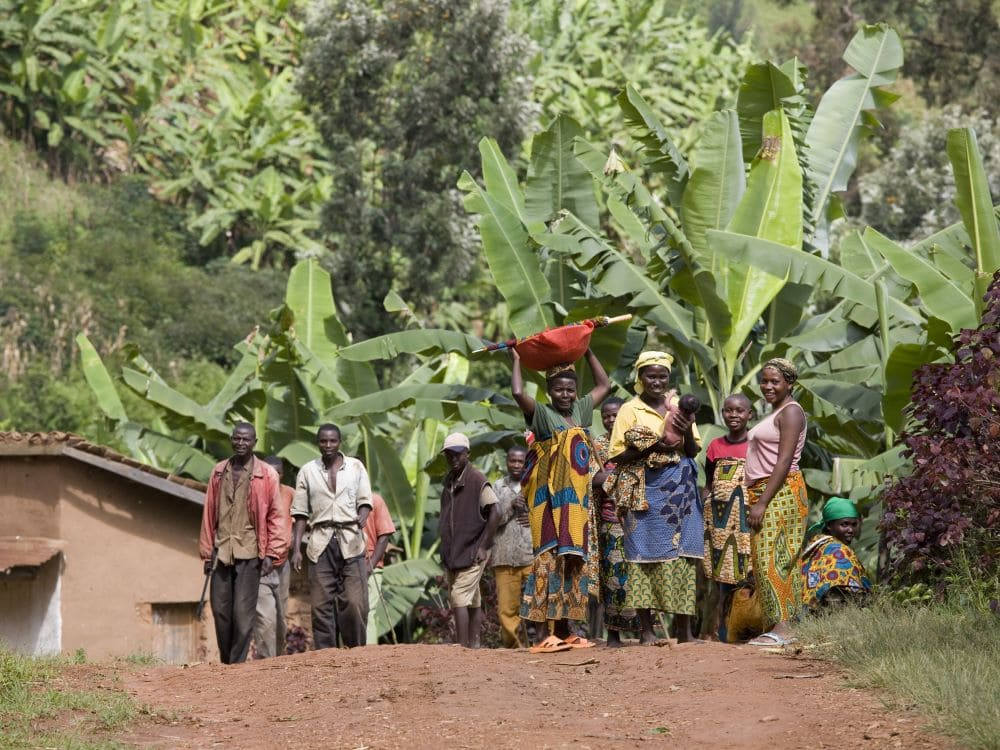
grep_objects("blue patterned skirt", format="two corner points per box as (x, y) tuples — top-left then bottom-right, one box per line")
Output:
(622, 458), (703, 563)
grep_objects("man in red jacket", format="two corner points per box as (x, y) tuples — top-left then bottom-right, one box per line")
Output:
(199, 423), (287, 664)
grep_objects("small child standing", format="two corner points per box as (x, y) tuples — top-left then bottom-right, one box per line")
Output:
(703, 393), (753, 642)
(591, 397), (641, 647)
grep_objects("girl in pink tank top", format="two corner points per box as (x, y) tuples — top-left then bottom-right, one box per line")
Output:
(743, 358), (808, 647)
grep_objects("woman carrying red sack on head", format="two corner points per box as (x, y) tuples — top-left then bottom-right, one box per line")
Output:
(511, 348), (611, 653)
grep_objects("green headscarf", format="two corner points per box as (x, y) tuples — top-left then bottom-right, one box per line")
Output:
(808, 496), (860, 537)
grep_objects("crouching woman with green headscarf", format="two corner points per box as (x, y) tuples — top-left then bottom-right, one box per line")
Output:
(799, 497), (873, 608)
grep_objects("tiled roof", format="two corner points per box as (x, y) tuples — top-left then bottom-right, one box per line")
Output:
(0, 431), (207, 504)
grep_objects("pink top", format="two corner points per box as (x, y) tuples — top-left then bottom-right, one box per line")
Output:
(744, 401), (807, 484)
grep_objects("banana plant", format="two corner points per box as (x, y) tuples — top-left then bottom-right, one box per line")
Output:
(805, 23), (904, 252)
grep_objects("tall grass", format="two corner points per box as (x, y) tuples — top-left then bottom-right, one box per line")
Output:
(796, 598), (1000, 750)
(0, 647), (137, 749)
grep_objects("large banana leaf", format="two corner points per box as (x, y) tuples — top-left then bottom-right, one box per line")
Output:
(617, 84), (689, 209)
(76, 333), (127, 422)
(524, 114), (599, 228)
(719, 108), (802, 375)
(206, 345), (260, 416)
(285, 259), (379, 399)
(371, 557), (443, 640)
(337, 330), (483, 361)
(364, 429), (416, 531)
(881, 339), (946, 434)
(947, 128), (1000, 277)
(478, 137), (529, 224)
(119, 423), (217, 481)
(806, 24), (902, 246)
(408, 398), (523, 429)
(460, 139), (554, 338)
(121, 356), (231, 438)
(570, 138), (720, 362)
(681, 109), (745, 263)
(829, 446), (908, 498)
(706, 231), (922, 326)
(323, 383), (514, 422)
(778, 319), (869, 353)
(543, 211), (700, 355)
(735, 60), (804, 161)
(860, 228), (977, 332)
(286, 259), (346, 355)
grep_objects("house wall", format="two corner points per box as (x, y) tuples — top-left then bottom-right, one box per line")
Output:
(0, 556), (61, 655)
(56, 458), (215, 662)
(0, 455), (217, 662)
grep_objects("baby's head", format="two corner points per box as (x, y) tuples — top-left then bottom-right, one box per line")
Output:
(677, 393), (701, 417)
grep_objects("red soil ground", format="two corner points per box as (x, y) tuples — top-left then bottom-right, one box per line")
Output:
(102, 640), (951, 749)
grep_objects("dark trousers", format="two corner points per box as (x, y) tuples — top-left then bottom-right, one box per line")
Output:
(309, 540), (368, 649)
(210, 558), (261, 664)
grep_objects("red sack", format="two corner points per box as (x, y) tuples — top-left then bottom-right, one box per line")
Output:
(514, 321), (595, 371)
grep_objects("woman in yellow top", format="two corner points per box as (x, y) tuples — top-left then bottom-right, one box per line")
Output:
(608, 351), (703, 644)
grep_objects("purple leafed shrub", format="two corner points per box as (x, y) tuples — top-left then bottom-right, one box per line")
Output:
(881, 270), (1000, 583)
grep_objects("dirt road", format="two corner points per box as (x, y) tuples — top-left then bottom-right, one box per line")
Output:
(113, 641), (947, 749)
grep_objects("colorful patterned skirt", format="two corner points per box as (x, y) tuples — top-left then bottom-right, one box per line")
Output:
(598, 521), (640, 632)
(800, 535), (872, 608)
(624, 558), (697, 615)
(522, 426), (591, 557)
(520, 550), (589, 623)
(704, 457), (752, 584)
(747, 470), (808, 628)
(621, 459), (701, 615)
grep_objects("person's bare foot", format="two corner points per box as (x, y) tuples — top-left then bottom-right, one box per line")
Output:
(606, 631), (624, 648)
(639, 630), (658, 645)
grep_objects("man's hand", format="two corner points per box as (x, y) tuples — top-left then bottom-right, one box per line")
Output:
(203, 559), (213, 575)
(747, 501), (767, 532)
(290, 547), (303, 573)
(365, 558), (375, 577)
(260, 557), (274, 576)
(473, 544), (491, 564)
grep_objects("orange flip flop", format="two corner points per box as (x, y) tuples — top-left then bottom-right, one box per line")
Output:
(528, 635), (572, 654)
(563, 635), (596, 649)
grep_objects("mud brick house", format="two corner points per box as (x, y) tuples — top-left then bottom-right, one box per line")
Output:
(0, 431), (218, 663)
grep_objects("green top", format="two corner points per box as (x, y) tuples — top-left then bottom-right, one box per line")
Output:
(530, 394), (594, 441)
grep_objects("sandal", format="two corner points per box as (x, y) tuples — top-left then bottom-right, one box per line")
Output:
(528, 635), (572, 654)
(747, 631), (798, 646)
(563, 635), (596, 649)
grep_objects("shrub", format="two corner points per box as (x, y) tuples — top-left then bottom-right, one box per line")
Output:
(881, 270), (1000, 584)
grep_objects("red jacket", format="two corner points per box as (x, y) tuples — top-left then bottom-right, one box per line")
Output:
(199, 458), (288, 563)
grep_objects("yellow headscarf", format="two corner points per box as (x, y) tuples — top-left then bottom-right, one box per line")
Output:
(633, 351), (674, 394)
(545, 363), (576, 381)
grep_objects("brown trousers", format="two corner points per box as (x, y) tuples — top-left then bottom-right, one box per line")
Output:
(309, 539), (368, 649)
(494, 564), (532, 648)
(210, 558), (261, 664)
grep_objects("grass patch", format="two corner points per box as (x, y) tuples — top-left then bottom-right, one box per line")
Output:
(119, 652), (160, 667)
(0, 647), (138, 749)
(795, 598), (1000, 750)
